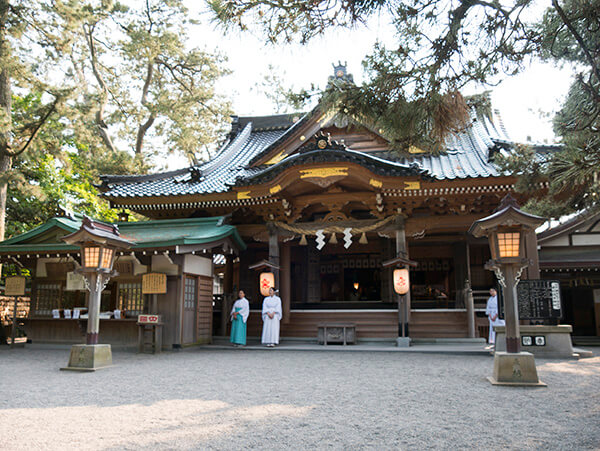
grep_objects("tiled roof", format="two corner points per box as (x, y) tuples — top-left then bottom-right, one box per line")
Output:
(101, 123), (288, 198)
(0, 214), (246, 252)
(100, 107), (531, 200)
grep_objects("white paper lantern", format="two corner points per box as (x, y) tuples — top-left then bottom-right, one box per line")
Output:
(260, 272), (275, 296)
(393, 268), (410, 295)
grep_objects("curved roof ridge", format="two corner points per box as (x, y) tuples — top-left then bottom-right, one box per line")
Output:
(235, 147), (430, 187)
(201, 122), (253, 175)
(246, 109), (316, 166)
(100, 167), (190, 185)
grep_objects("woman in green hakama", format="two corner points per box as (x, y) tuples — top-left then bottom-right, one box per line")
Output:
(230, 290), (250, 346)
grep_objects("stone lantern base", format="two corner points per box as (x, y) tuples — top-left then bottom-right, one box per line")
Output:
(487, 351), (546, 387)
(60, 344), (113, 372)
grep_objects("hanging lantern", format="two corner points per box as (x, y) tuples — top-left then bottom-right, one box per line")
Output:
(393, 268), (410, 295)
(495, 230), (521, 258)
(260, 272), (275, 296)
(329, 233), (338, 244)
(359, 232), (368, 244)
(299, 234), (308, 246)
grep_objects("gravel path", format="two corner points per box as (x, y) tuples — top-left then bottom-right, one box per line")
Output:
(1, 347), (599, 450)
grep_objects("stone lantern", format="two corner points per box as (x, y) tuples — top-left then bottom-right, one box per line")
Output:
(469, 195), (547, 386)
(61, 216), (132, 371)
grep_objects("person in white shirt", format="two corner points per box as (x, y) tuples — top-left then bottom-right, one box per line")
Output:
(261, 287), (282, 347)
(486, 287), (505, 345)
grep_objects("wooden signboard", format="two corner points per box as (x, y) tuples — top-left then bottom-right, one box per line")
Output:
(66, 271), (86, 291)
(499, 280), (562, 320)
(5, 276), (26, 296)
(142, 273), (167, 294)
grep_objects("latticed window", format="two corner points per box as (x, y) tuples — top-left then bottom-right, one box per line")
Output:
(35, 283), (61, 316)
(184, 276), (197, 310)
(118, 282), (143, 316)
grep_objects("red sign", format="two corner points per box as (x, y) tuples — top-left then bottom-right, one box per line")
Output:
(138, 314), (161, 324)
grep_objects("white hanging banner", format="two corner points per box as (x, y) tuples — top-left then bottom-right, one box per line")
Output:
(315, 229), (326, 250)
(343, 228), (353, 249)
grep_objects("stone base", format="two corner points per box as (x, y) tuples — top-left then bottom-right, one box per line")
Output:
(396, 337), (411, 348)
(495, 325), (575, 359)
(60, 344), (112, 372)
(488, 351), (546, 387)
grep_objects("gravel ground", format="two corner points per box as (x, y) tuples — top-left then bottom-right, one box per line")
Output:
(1, 347), (599, 450)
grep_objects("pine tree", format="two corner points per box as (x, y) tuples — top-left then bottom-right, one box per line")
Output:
(210, 0), (600, 216)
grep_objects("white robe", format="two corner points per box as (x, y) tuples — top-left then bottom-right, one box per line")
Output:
(261, 295), (282, 344)
(486, 294), (505, 344)
(230, 298), (250, 323)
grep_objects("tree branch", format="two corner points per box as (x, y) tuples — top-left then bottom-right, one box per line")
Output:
(83, 23), (119, 153)
(552, 0), (600, 86)
(4, 96), (61, 157)
(135, 61), (155, 154)
(135, 113), (156, 154)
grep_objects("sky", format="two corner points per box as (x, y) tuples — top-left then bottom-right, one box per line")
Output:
(168, 2), (576, 169)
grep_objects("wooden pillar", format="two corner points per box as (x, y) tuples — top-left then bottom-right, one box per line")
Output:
(267, 223), (280, 288)
(224, 254), (234, 293)
(10, 296), (17, 347)
(381, 238), (394, 303)
(221, 254), (234, 336)
(453, 240), (470, 308)
(281, 242), (291, 324)
(523, 229), (540, 280)
(307, 241), (320, 303)
(465, 279), (476, 338)
(175, 274), (184, 347)
(395, 217), (410, 337)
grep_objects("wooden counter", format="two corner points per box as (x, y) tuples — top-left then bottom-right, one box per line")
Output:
(23, 318), (139, 346)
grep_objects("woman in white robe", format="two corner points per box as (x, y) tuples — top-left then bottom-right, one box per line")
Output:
(486, 288), (505, 345)
(261, 287), (282, 347)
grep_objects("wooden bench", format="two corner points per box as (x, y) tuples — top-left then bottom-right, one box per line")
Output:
(317, 323), (356, 345)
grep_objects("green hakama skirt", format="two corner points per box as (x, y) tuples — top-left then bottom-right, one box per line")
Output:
(230, 307), (247, 345)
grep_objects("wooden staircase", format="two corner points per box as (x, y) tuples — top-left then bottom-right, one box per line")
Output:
(409, 310), (469, 338)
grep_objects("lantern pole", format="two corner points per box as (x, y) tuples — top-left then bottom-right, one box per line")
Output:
(87, 272), (100, 345)
(487, 261), (523, 353)
(84, 271), (111, 345)
(382, 255), (417, 348)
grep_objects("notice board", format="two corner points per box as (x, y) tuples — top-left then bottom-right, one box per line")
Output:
(498, 279), (562, 320)
(142, 273), (167, 294)
(5, 276), (26, 296)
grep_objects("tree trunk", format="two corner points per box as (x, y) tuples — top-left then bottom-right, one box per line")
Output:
(0, 0), (13, 242)
(0, 154), (11, 241)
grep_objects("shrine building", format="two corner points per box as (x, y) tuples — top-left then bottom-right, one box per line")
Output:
(1, 65), (572, 347)
(96, 66), (546, 343)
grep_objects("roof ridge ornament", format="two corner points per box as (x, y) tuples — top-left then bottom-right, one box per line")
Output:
(328, 61), (354, 84)
(298, 131), (347, 154)
(81, 215), (121, 237)
(494, 193), (519, 212)
(189, 166), (203, 182)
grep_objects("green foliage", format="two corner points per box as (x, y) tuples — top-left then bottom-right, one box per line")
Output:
(54, 0), (232, 164)
(210, 0), (538, 151)
(0, 0), (232, 247)
(6, 92), (123, 238)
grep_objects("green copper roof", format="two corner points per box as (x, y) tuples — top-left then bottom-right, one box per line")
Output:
(0, 214), (245, 253)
